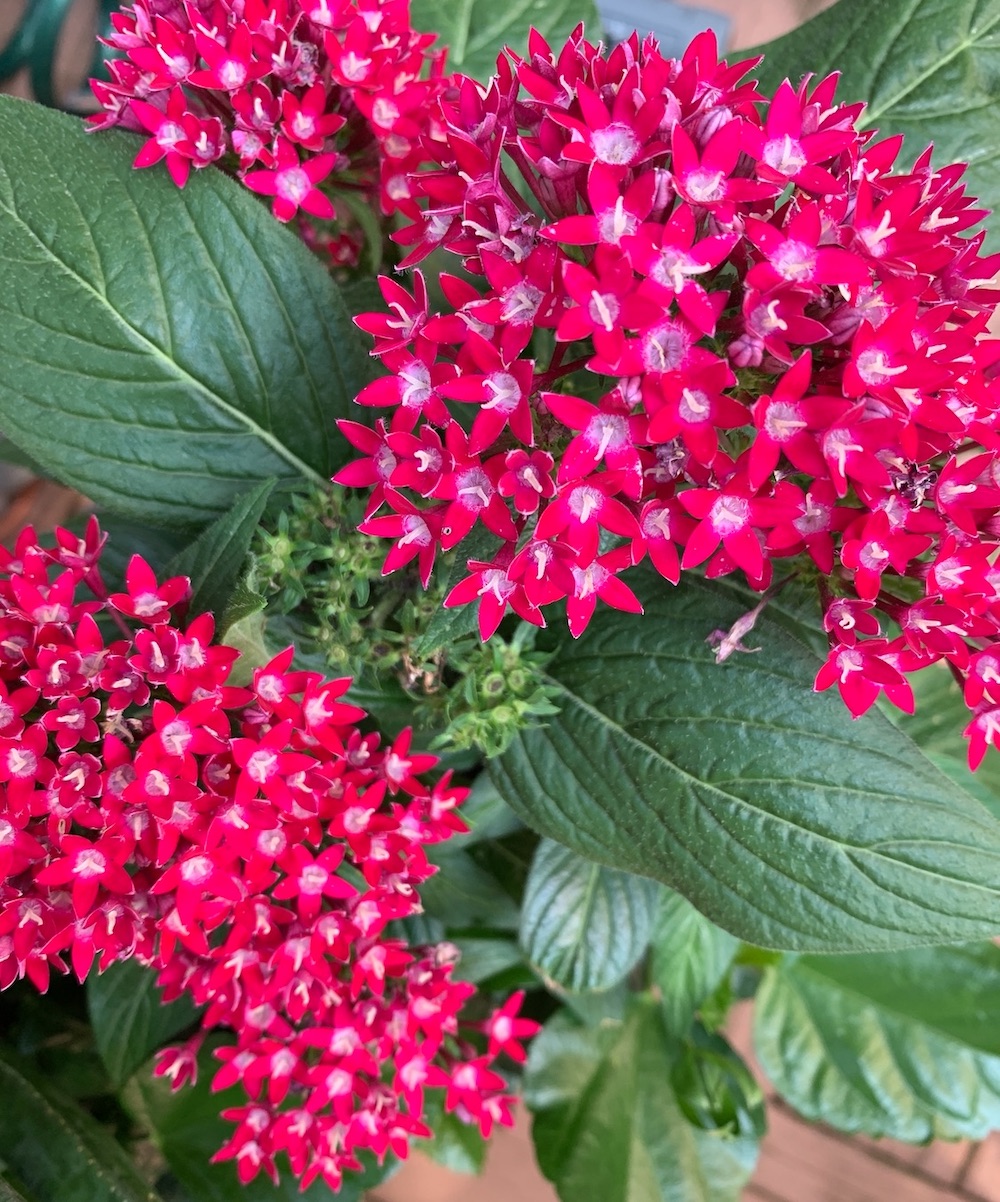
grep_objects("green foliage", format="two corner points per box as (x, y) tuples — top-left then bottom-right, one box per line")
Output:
(409, 0), (600, 84)
(525, 1001), (759, 1202)
(752, 0), (1000, 249)
(0, 1047), (161, 1202)
(0, 1180), (34, 1202)
(520, 839), (660, 993)
(651, 891), (740, 1037)
(164, 480), (275, 626)
(754, 945), (1000, 1141)
(0, 99), (369, 526)
(491, 572), (1000, 953)
(421, 847), (522, 929)
(249, 486), (561, 756)
(670, 1028), (766, 1142)
(6, 3), (1000, 1200)
(420, 1091), (488, 1175)
(87, 960), (199, 1089)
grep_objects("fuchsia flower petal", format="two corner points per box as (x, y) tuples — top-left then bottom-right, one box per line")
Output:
(0, 520), (528, 1190)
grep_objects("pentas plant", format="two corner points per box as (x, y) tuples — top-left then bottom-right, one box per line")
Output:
(336, 26), (1000, 767)
(0, 517), (534, 1191)
(13, 2), (1000, 1201)
(91, 0), (449, 265)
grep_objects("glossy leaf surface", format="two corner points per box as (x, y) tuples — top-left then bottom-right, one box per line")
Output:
(520, 838), (659, 992)
(491, 575), (1000, 952)
(754, 945), (1000, 1140)
(525, 1002), (758, 1202)
(0, 98), (368, 525)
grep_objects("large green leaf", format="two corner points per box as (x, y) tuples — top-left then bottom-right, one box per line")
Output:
(0, 1047), (161, 1202)
(754, 944), (1000, 1141)
(520, 838), (659, 993)
(651, 890), (739, 1037)
(490, 573), (1000, 953)
(410, 0), (600, 84)
(525, 1001), (758, 1202)
(87, 958), (199, 1088)
(0, 98), (369, 526)
(752, 0), (1000, 249)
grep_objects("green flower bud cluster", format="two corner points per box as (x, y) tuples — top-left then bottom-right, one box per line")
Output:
(251, 487), (561, 758)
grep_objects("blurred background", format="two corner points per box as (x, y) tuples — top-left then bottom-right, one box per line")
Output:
(0, 0), (834, 109)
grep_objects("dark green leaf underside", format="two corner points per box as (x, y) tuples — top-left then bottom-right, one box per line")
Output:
(754, 944), (1000, 1140)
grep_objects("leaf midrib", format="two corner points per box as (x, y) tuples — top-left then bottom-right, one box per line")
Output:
(527, 849), (603, 988)
(544, 675), (1000, 884)
(864, 4), (1000, 123)
(0, 1056), (159, 1202)
(0, 187), (325, 489)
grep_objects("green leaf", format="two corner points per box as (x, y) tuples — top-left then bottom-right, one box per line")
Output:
(525, 1001), (758, 1202)
(420, 1090), (488, 1175)
(0, 98), (370, 526)
(132, 1052), (391, 1202)
(0, 1180), (34, 1202)
(87, 958), (199, 1088)
(219, 579), (268, 636)
(752, 0), (1000, 249)
(421, 847), (521, 929)
(164, 479), (275, 620)
(410, 0), (600, 85)
(520, 838), (659, 993)
(221, 608), (272, 684)
(754, 944), (1000, 1141)
(0, 1047), (162, 1202)
(0, 436), (45, 475)
(651, 890), (739, 1037)
(490, 572), (1000, 953)
(451, 935), (524, 983)
(449, 774), (524, 851)
(670, 1029), (766, 1142)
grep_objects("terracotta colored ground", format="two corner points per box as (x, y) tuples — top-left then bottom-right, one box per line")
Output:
(5, 1), (1000, 1198)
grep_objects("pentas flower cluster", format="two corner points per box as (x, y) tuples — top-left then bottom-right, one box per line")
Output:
(91, 0), (448, 264)
(0, 519), (534, 1190)
(337, 25), (1000, 767)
